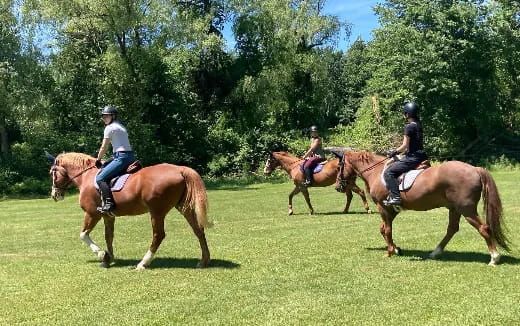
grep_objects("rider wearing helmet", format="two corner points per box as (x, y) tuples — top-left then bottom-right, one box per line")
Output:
(95, 105), (135, 215)
(383, 102), (427, 206)
(302, 125), (326, 186)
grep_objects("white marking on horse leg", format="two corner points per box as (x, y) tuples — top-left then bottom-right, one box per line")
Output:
(429, 246), (443, 259)
(136, 250), (154, 270)
(489, 251), (500, 266)
(79, 230), (102, 254)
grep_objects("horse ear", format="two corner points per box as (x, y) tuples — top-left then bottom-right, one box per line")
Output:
(44, 151), (56, 164)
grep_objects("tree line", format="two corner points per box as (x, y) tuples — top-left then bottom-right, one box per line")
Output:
(0, 0), (519, 194)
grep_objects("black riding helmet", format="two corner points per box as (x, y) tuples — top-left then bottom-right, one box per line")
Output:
(403, 102), (419, 117)
(309, 125), (319, 132)
(100, 105), (118, 116)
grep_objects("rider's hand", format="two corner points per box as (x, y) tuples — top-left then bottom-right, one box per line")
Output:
(387, 149), (398, 158)
(95, 159), (103, 169)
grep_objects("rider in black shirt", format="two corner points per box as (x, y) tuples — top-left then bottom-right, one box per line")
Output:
(383, 102), (428, 206)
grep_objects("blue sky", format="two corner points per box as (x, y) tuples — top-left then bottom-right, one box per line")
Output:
(224, 0), (380, 51)
(323, 0), (380, 49)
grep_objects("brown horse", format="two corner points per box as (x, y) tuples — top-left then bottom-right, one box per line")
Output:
(335, 151), (509, 265)
(47, 152), (211, 269)
(263, 151), (371, 215)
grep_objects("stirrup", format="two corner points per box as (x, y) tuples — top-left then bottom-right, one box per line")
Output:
(383, 197), (402, 206)
(97, 204), (116, 217)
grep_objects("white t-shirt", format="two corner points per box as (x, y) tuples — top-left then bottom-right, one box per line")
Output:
(103, 121), (132, 153)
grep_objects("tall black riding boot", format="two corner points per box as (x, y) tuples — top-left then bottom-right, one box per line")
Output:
(303, 167), (313, 186)
(97, 180), (116, 216)
(383, 174), (402, 206)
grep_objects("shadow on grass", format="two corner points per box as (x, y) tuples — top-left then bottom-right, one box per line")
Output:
(365, 247), (520, 265)
(98, 257), (241, 269)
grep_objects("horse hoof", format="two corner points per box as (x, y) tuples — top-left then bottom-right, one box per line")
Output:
(367, 210), (372, 214)
(135, 264), (146, 271)
(99, 262), (110, 268)
(197, 261), (209, 268)
(97, 251), (106, 262)
(288, 210), (293, 216)
(394, 247), (402, 256)
(309, 211), (315, 216)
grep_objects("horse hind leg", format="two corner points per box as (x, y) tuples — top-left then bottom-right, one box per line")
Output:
(182, 209), (210, 268)
(349, 184), (371, 214)
(343, 189), (353, 213)
(136, 214), (166, 270)
(430, 209), (461, 259)
(464, 213), (500, 265)
(300, 187), (315, 215)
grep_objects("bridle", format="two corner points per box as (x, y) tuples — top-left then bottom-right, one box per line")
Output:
(51, 164), (96, 192)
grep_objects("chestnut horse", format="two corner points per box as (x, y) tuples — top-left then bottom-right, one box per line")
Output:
(47, 152), (211, 269)
(263, 151), (371, 215)
(335, 151), (509, 265)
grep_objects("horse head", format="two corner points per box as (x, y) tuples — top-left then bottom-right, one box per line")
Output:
(335, 152), (356, 193)
(263, 151), (280, 175)
(46, 152), (69, 201)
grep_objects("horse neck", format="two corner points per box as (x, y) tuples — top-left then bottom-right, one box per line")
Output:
(274, 153), (302, 173)
(350, 153), (386, 184)
(58, 156), (96, 189)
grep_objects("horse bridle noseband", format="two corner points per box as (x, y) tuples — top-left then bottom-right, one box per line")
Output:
(51, 164), (96, 191)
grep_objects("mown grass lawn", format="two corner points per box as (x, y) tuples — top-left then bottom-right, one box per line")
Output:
(1, 170), (520, 325)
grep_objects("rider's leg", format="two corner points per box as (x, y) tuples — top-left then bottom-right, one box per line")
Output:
(383, 156), (423, 206)
(95, 152), (133, 214)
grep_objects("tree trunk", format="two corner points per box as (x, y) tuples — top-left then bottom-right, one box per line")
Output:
(0, 117), (8, 159)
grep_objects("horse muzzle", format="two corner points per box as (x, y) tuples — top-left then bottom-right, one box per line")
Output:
(51, 187), (65, 201)
(263, 166), (272, 175)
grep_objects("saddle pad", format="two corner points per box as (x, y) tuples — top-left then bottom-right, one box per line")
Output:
(380, 169), (426, 191)
(300, 163), (324, 174)
(94, 173), (132, 192)
(398, 169), (425, 191)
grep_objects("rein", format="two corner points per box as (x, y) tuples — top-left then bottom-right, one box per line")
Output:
(357, 157), (388, 176)
(338, 155), (388, 183)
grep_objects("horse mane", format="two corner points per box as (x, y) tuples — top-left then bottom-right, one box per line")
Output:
(347, 151), (375, 163)
(56, 152), (96, 169)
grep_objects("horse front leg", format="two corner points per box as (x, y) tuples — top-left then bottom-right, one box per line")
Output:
(79, 213), (104, 261)
(136, 214), (166, 270)
(288, 185), (301, 215)
(378, 204), (399, 257)
(100, 216), (115, 268)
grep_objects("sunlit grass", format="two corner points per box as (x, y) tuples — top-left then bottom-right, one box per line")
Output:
(1, 170), (519, 325)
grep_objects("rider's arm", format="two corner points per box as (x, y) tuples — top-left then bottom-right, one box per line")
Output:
(302, 138), (320, 159)
(97, 138), (111, 161)
(395, 135), (410, 154)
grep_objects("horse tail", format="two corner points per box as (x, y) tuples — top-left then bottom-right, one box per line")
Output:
(180, 167), (213, 229)
(477, 167), (509, 251)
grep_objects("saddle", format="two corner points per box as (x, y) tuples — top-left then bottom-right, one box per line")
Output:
(300, 160), (327, 174)
(382, 160), (431, 191)
(94, 160), (143, 192)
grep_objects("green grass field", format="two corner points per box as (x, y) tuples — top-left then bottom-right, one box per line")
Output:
(1, 171), (520, 325)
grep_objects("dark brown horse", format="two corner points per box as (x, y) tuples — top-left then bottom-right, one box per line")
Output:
(335, 151), (509, 265)
(263, 151), (371, 215)
(47, 152), (211, 269)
